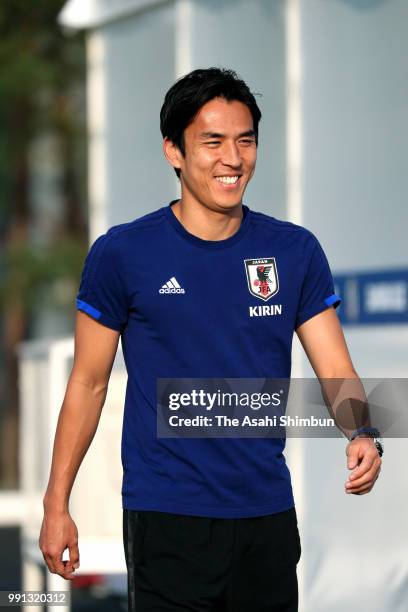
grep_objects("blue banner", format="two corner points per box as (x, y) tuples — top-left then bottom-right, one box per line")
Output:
(333, 268), (408, 325)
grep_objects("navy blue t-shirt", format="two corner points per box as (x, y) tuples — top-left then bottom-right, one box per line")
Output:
(76, 201), (341, 518)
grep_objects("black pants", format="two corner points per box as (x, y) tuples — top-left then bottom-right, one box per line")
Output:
(123, 506), (301, 611)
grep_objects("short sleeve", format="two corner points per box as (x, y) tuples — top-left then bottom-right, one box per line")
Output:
(295, 235), (342, 330)
(76, 233), (129, 331)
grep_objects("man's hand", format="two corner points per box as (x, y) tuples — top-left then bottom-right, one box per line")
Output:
(39, 509), (80, 580)
(345, 437), (382, 495)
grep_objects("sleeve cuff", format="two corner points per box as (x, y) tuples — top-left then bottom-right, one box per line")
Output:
(295, 293), (342, 330)
(76, 298), (124, 332)
(324, 293), (342, 308)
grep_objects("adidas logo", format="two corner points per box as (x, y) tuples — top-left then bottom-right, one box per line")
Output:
(159, 277), (185, 294)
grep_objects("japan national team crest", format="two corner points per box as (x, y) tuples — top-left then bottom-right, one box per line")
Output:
(244, 258), (279, 301)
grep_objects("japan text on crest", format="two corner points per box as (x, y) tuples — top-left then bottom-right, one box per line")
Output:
(244, 258), (279, 302)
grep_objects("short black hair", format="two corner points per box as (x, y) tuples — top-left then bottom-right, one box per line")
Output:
(160, 67), (262, 178)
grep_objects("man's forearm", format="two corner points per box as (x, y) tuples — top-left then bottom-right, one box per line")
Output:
(319, 371), (374, 440)
(43, 375), (107, 512)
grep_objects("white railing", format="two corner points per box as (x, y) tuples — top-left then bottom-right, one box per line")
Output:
(16, 336), (128, 611)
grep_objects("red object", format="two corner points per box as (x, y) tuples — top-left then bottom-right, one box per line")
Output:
(72, 574), (105, 588)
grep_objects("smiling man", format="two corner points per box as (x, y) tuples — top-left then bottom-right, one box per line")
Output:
(40, 68), (382, 612)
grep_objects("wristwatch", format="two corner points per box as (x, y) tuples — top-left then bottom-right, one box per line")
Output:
(373, 437), (384, 457)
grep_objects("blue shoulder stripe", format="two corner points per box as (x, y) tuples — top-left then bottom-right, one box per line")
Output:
(324, 294), (342, 308)
(76, 298), (101, 319)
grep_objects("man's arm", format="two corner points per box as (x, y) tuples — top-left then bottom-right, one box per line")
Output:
(39, 310), (121, 580)
(296, 307), (382, 495)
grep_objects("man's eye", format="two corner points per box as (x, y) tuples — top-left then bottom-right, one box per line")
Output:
(206, 141), (221, 145)
(240, 139), (255, 145)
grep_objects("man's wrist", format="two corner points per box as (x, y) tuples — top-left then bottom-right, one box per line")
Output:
(348, 431), (384, 457)
(43, 493), (69, 513)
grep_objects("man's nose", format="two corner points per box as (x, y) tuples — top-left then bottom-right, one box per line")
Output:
(221, 141), (242, 167)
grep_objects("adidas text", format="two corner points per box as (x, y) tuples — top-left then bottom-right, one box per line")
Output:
(159, 287), (185, 294)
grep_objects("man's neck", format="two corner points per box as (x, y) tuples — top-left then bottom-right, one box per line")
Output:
(171, 196), (243, 242)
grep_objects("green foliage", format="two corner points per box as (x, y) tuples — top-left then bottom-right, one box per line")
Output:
(0, 1), (84, 114)
(0, 238), (88, 314)
(0, 0), (87, 322)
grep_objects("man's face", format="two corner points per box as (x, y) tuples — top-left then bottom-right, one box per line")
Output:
(170, 97), (257, 212)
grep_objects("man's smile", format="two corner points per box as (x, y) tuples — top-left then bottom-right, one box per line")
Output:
(214, 174), (242, 189)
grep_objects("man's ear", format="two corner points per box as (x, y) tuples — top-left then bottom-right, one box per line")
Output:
(163, 137), (182, 172)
